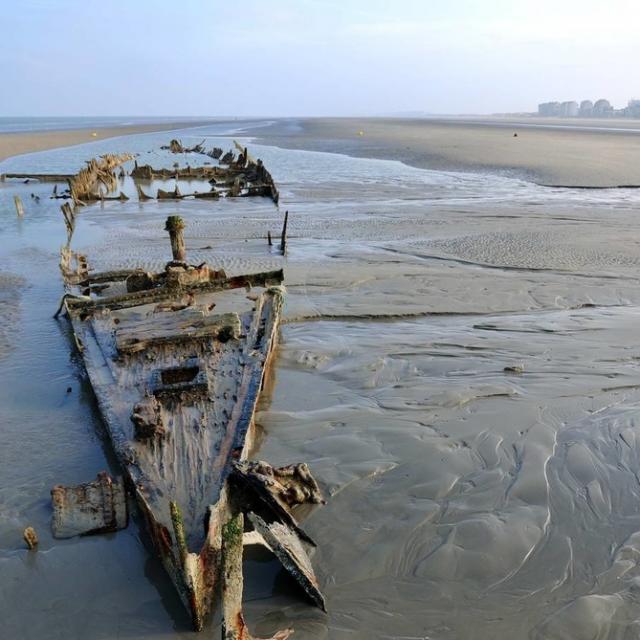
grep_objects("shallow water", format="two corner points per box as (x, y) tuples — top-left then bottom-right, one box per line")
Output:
(2, 121), (640, 639)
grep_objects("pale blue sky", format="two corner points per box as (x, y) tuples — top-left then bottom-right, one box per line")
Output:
(2, 0), (639, 116)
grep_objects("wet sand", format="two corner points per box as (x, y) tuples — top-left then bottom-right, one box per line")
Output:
(259, 117), (640, 187)
(0, 120), (220, 163)
(3, 123), (640, 639)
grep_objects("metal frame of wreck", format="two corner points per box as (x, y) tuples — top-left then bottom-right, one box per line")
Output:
(43, 144), (324, 637)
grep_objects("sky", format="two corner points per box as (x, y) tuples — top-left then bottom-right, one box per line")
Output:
(1, 0), (639, 117)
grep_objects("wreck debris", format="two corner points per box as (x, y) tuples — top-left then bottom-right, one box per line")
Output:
(280, 211), (289, 255)
(230, 461), (318, 547)
(504, 364), (525, 374)
(51, 472), (128, 538)
(52, 140), (314, 632)
(222, 513), (294, 640)
(59, 246), (89, 286)
(233, 141), (252, 167)
(165, 215), (187, 262)
(68, 154), (134, 205)
(161, 139), (207, 154)
(131, 395), (165, 440)
(129, 145), (280, 203)
(220, 150), (235, 165)
(136, 183), (152, 201)
(63, 263), (283, 314)
(236, 461), (324, 508)
(14, 195), (24, 217)
(247, 511), (326, 611)
(157, 185), (182, 199)
(23, 527), (38, 550)
(61, 202), (75, 238)
(1, 172), (74, 183)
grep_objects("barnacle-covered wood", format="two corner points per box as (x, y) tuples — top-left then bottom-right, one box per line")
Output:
(51, 472), (128, 538)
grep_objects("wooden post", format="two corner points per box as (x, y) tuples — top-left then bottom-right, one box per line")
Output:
(14, 195), (24, 217)
(267, 230), (272, 246)
(165, 216), (186, 262)
(279, 210), (288, 255)
(222, 513), (245, 640)
(221, 513), (292, 640)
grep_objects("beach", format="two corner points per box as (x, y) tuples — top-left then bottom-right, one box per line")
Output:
(0, 119), (222, 163)
(3, 120), (640, 639)
(259, 116), (640, 187)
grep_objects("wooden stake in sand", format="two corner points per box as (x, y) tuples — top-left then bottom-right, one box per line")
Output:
(280, 210), (289, 255)
(14, 195), (24, 217)
(267, 230), (273, 246)
(165, 215), (186, 262)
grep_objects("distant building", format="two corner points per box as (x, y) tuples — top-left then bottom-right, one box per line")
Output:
(538, 101), (561, 116)
(579, 100), (593, 117)
(538, 97), (636, 118)
(593, 99), (613, 117)
(560, 101), (579, 117)
(627, 99), (640, 118)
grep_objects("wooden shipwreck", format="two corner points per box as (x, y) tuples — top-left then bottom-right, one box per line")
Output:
(54, 145), (323, 635)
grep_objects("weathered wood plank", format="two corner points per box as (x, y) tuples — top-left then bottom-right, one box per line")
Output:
(115, 312), (241, 353)
(66, 269), (284, 313)
(247, 511), (326, 612)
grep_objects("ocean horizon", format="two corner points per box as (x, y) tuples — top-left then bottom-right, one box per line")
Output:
(0, 116), (220, 134)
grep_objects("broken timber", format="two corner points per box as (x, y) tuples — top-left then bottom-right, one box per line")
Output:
(14, 195), (24, 217)
(280, 211), (289, 254)
(68, 154), (134, 205)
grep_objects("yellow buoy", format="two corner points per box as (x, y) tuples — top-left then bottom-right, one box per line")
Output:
(91, 132), (98, 137)
(358, 130), (364, 136)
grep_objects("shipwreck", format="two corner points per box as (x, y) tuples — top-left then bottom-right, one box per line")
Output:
(49, 142), (323, 636)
